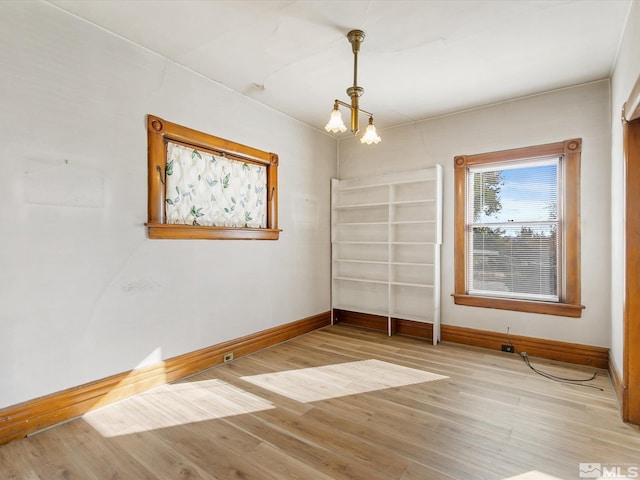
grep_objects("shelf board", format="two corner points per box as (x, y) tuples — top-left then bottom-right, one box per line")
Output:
(391, 178), (436, 185)
(335, 202), (388, 209)
(390, 261), (434, 266)
(335, 181), (391, 191)
(390, 311), (434, 323)
(391, 241), (435, 245)
(391, 199), (435, 206)
(334, 259), (388, 265)
(390, 281), (434, 288)
(335, 177), (435, 192)
(336, 221), (388, 226)
(332, 304), (389, 317)
(334, 241), (388, 245)
(390, 220), (436, 225)
(334, 276), (388, 285)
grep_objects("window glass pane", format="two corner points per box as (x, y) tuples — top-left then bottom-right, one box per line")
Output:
(468, 224), (558, 301)
(467, 158), (559, 301)
(469, 160), (558, 224)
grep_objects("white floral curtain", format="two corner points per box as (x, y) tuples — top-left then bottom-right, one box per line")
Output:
(164, 142), (267, 228)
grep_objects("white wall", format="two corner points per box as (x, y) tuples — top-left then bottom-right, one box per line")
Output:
(610, 1), (640, 374)
(0, 2), (336, 408)
(339, 80), (611, 347)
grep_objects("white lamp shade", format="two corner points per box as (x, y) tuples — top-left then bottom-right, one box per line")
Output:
(325, 108), (347, 133)
(360, 121), (381, 144)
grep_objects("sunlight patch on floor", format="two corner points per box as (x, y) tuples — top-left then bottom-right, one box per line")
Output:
(503, 471), (567, 480)
(241, 359), (448, 403)
(83, 379), (274, 437)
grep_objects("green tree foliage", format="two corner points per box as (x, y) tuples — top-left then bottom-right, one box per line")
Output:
(473, 171), (503, 222)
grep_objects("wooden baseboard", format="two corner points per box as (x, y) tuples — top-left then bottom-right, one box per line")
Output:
(394, 319), (434, 339)
(333, 310), (435, 340)
(333, 310), (389, 333)
(608, 354), (625, 411)
(334, 309), (608, 368)
(441, 324), (608, 369)
(0, 312), (330, 446)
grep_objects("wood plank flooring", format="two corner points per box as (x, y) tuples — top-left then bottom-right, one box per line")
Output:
(1, 324), (639, 480)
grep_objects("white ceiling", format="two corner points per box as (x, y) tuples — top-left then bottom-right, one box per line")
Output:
(49, 0), (631, 136)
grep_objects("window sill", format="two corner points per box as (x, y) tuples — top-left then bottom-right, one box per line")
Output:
(147, 223), (281, 240)
(452, 294), (584, 318)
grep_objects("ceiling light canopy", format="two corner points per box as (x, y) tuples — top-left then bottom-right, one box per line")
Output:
(325, 29), (380, 145)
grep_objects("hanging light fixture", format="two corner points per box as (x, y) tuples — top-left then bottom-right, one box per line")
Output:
(324, 29), (381, 144)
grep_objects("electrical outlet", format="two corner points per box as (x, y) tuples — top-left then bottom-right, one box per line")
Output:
(501, 344), (514, 353)
(223, 352), (234, 362)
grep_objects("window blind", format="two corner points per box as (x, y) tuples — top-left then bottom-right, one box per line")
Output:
(466, 158), (560, 302)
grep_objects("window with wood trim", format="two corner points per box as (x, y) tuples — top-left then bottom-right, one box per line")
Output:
(453, 139), (584, 317)
(146, 115), (280, 240)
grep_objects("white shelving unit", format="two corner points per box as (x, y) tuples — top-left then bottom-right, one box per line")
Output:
(331, 166), (443, 344)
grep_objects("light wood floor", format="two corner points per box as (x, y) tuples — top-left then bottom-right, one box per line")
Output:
(2, 324), (639, 480)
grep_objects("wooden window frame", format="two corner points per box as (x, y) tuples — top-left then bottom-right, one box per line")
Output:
(453, 139), (584, 317)
(622, 74), (640, 424)
(146, 115), (280, 240)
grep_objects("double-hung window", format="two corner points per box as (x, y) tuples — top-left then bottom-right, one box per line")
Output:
(453, 139), (584, 317)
